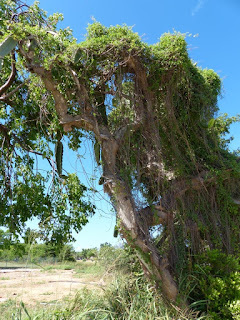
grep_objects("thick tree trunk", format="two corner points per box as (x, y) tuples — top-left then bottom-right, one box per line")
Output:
(101, 139), (178, 302)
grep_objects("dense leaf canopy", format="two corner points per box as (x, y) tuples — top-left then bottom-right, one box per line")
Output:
(0, 1), (95, 244)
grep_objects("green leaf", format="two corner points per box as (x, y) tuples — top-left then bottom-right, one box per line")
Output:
(113, 225), (118, 238)
(208, 118), (215, 129)
(94, 140), (101, 166)
(0, 36), (17, 58)
(74, 48), (81, 64)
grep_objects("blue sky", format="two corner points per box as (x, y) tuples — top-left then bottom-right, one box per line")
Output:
(25, 0), (239, 250)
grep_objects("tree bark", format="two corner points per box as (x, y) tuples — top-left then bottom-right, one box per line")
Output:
(100, 138), (178, 302)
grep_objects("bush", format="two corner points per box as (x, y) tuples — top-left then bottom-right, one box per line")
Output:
(189, 250), (240, 319)
(98, 243), (140, 271)
(76, 247), (98, 260)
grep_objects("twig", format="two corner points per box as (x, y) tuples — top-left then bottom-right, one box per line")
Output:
(0, 81), (29, 101)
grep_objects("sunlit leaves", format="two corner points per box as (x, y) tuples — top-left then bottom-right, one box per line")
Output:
(0, 0), (95, 245)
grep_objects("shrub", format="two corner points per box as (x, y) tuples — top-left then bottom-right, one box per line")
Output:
(189, 249), (240, 319)
(58, 244), (76, 262)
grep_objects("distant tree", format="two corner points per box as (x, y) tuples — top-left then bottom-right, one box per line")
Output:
(58, 244), (76, 261)
(0, 229), (12, 249)
(100, 243), (112, 248)
(0, 1), (239, 303)
(27, 243), (47, 261)
(77, 247), (97, 260)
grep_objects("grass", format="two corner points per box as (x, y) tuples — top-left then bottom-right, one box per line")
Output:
(0, 274), (206, 320)
(0, 258), (208, 320)
(0, 276), (10, 280)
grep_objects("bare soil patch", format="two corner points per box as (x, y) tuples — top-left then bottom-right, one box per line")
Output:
(0, 267), (105, 305)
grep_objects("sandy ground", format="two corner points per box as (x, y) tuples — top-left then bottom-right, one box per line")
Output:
(0, 267), (105, 305)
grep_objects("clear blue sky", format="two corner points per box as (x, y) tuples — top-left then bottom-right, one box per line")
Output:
(25, 0), (239, 250)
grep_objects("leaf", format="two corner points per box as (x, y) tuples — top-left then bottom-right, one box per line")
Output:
(208, 118), (215, 129)
(74, 48), (82, 64)
(55, 141), (63, 176)
(0, 36), (17, 58)
(113, 225), (118, 238)
(98, 176), (105, 185)
(94, 140), (101, 166)
(20, 301), (31, 319)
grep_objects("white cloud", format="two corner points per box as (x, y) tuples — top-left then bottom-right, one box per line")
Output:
(192, 0), (205, 16)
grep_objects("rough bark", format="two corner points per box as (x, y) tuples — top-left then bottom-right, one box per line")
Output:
(100, 138), (178, 301)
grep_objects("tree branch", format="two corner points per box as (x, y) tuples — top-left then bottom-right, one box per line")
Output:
(0, 53), (16, 96)
(139, 205), (173, 227)
(68, 67), (91, 108)
(0, 123), (53, 167)
(0, 81), (28, 101)
(172, 170), (233, 198)
(60, 114), (95, 132)
(114, 120), (142, 143)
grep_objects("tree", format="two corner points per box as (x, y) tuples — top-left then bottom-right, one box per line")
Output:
(0, 1), (239, 302)
(58, 244), (76, 261)
(0, 229), (13, 249)
(0, 229), (26, 260)
(77, 247), (97, 260)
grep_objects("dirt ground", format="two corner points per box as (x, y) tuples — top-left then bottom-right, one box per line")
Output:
(0, 267), (105, 305)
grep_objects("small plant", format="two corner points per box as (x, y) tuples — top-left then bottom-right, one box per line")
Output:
(189, 249), (240, 319)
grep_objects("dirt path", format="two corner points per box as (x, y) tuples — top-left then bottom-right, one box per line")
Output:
(0, 268), (105, 305)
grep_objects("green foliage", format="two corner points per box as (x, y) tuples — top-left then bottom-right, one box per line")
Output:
(84, 21), (145, 53)
(0, 250), (200, 320)
(58, 244), (76, 262)
(76, 247), (98, 260)
(0, 229), (12, 249)
(189, 250), (240, 319)
(0, 0), (95, 244)
(213, 113), (240, 148)
(0, 240), (77, 263)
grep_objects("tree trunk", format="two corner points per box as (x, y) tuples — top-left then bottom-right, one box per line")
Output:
(101, 139), (178, 302)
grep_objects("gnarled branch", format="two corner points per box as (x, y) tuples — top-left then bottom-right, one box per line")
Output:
(139, 205), (173, 227)
(0, 53), (16, 96)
